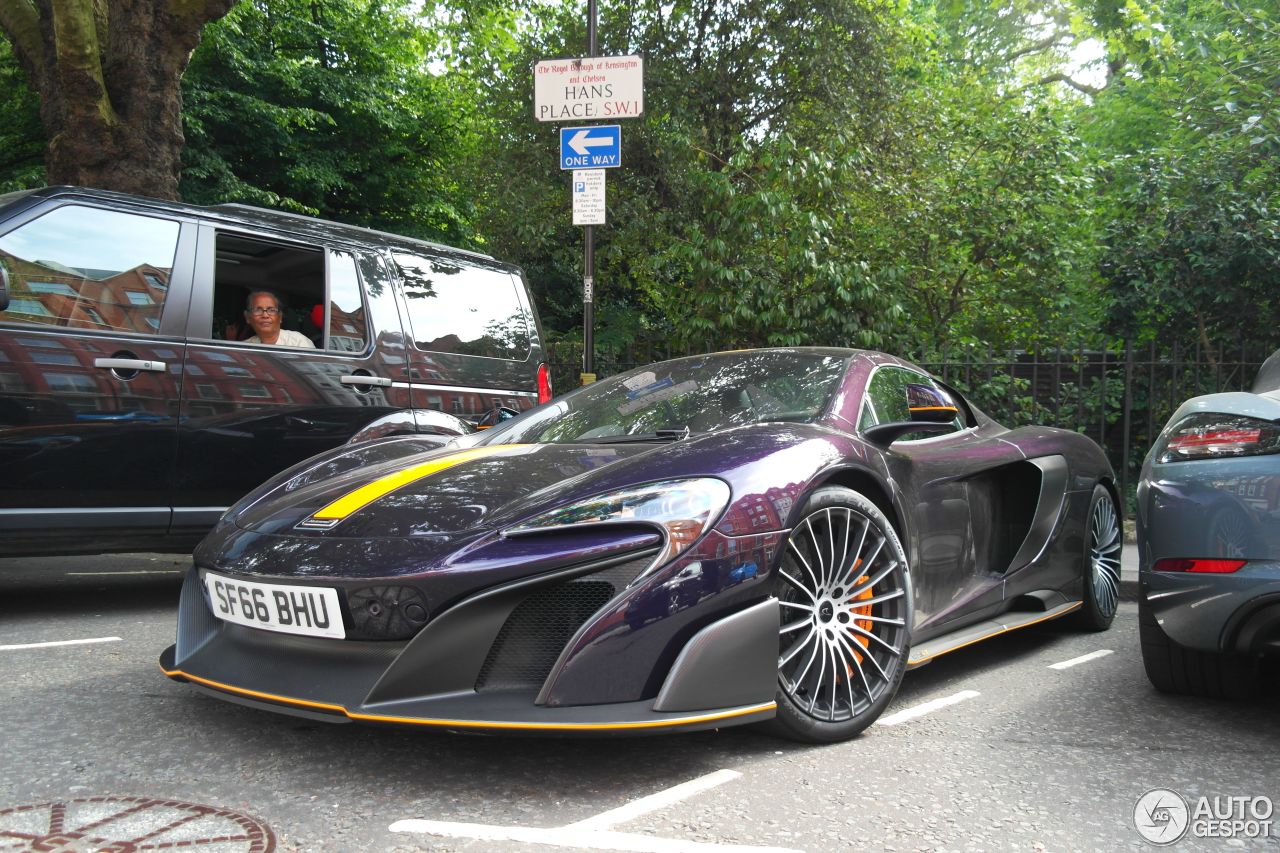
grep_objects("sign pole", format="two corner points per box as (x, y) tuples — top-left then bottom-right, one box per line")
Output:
(581, 0), (598, 386)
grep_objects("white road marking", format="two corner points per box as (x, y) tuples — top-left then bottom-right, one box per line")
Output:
(0, 636), (122, 652)
(1049, 649), (1114, 670)
(67, 570), (182, 576)
(566, 769), (740, 831)
(390, 768), (800, 852)
(387, 822), (799, 852)
(876, 689), (981, 726)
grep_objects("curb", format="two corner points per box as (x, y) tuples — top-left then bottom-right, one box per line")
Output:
(1120, 577), (1140, 603)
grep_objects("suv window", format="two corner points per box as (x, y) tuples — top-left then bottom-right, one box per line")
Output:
(211, 232), (324, 347)
(0, 205), (179, 333)
(208, 234), (370, 353)
(859, 366), (963, 438)
(326, 250), (368, 353)
(393, 252), (531, 359)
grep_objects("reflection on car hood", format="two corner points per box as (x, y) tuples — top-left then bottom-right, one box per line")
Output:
(232, 441), (660, 538)
(227, 422), (834, 542)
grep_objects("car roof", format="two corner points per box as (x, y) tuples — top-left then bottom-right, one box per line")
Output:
(3, 185), (507, 269)
(657, 346), (872, 361)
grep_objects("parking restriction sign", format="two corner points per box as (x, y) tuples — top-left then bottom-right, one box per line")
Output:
(572, 169), (606, 225)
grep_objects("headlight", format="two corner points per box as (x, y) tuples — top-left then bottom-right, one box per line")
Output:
(504, 478), (731, 582)
(1157, 413), (1280, 463)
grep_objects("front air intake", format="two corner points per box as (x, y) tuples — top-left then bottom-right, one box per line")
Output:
(475, 557), (650, 692)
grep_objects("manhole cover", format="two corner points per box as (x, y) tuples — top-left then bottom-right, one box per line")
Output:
(0, 796), (275, 852)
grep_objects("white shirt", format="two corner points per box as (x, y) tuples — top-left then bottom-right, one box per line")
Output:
(245, 329), (316, 348)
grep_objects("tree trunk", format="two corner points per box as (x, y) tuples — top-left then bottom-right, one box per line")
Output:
(0, 0), (238, 200)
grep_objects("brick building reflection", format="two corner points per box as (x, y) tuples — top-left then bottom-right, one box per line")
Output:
(0, 252), (533, 422)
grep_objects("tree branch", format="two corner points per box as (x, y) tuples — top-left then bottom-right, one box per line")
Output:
(1007, 31), (1071, 63)
(165, 0), (238, 31)
(1025, 72), (1102, 98)
(0, 0), (42, 70)
(50, 0), (116, 123)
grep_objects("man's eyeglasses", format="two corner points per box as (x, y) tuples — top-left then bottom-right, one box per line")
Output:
(248, 307), (281, 316)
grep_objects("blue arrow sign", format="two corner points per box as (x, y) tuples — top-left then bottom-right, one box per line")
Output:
(560, 125), (621, 169)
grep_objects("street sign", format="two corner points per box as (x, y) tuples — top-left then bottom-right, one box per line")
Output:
(572, 169), (606, 226)
(560, 125), (621, 170)
(534, 55), (644, 122)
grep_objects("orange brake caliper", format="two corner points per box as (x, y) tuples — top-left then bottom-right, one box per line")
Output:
(846, 559), (874, 669)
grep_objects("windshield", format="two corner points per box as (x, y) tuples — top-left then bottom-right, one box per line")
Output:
(484, 350), (850, 445)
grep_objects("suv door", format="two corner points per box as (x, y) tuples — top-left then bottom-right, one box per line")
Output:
(0, 200), (195, 550)
(172, 223), (412, 531)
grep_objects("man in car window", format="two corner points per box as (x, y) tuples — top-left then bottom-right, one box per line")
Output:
(244, 290), (315, 348)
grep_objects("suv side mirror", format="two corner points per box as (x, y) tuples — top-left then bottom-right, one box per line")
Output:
(0, 265), (9, 312)
(475, 405), (520, 429)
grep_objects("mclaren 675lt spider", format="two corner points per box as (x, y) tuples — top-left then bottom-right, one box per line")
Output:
(161, 348), (1120, 742)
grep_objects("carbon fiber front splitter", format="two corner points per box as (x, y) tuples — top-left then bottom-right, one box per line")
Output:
(159, 644), (774, 734)
(159, 563), (780, 735)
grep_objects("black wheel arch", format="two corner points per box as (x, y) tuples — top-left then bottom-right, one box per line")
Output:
(803, 464), (910, 560)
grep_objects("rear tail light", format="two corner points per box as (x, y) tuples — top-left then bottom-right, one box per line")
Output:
(1153, 558), (1247, 574)
(537, 363), (553, 405)
(1157, 413), (1280, 462)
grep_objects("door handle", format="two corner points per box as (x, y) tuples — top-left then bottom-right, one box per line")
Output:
(340, 375), (392, 387)
(94, 357), (167, 372)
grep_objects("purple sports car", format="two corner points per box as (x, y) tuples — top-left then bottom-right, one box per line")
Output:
(161, 348), (1119, 742)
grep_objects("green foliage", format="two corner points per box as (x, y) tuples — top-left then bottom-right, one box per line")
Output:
(853, 82), (1102, 353)
(468, 0), (913, 351)
(0, 0), (1274, 376)
(0, 38), (44, 192)
(1091, 0), (1280, 354)
(181, 0), (478, 244)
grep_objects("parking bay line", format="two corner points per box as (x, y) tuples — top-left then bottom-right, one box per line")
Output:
(566, 769), (741, 831)
(390, 768), (800, 853)
(0, 636), (122, 652)
(67, 570), (182, 576)
(1048, 649), (1113, 670)
(875, 689), (981, 726)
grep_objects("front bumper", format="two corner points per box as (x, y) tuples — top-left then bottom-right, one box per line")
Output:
(160, 534), (783, 734)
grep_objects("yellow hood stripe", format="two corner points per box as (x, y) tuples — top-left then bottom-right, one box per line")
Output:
(312, 444), (531, 522)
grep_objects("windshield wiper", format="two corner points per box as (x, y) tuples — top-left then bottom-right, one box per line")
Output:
(574, 426), (691, 444)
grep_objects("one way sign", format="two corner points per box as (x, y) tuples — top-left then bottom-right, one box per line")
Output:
(560, 125), (621, 169)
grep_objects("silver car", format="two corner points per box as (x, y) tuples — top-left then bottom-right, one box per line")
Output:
(1136, 350), (1280, 698)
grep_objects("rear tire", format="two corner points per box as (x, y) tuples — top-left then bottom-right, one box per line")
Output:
(1073, 484), (1120, 631)
(1139, 596), (1257, 699)
(769, 487), (911, 743)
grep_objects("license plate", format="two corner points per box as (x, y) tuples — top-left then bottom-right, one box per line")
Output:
(204, 572), (345, 639)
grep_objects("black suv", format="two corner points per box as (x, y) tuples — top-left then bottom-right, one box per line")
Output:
(0, 186), (552, 556)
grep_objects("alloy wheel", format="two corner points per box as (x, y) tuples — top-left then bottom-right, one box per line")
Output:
(1088, 493), (1122, 619)
(776, 505), (909, 723)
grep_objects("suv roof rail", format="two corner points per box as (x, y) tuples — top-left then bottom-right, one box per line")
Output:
(211, 202), (495, 262)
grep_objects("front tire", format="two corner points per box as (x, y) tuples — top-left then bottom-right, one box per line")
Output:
(770, 487), (911, 743)
(1073, 484), (1121, 631)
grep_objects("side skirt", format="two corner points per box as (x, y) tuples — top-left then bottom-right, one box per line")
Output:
(906, 599), (1081, 668)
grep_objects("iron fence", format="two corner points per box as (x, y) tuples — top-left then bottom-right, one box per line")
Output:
(547, 339), (1272, 505)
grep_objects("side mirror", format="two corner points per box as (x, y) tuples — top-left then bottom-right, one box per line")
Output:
(862, 383), (960, 446)
(0, 265), (9, 312)
(906, 383), (959, 424)
(475, 405), (520, 429)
